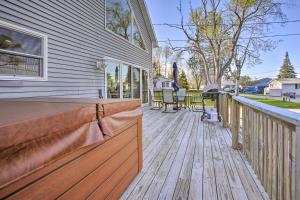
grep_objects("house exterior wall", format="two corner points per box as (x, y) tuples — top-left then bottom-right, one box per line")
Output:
(268, 80), (282, 96)
(269, 89), (282, 97)
(154, 78), (173, 90)
(0, 0), (153, 99)
(269, 80), (282, 89)
(282, 84), (300, 95)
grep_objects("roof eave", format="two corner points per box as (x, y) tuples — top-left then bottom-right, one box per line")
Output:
(138, 0), (158, 47)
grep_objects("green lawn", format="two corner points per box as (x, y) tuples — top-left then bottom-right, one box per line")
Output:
(246, 97), (300, 109)
(246, 93), (266, 96)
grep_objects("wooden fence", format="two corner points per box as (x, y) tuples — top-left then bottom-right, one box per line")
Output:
(219, 93), (300, 200)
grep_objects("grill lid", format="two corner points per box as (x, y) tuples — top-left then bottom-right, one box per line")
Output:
(203, 84), (220, 93)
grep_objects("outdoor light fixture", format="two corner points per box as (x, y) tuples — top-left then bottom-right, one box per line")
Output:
(96, 58), (107, 71)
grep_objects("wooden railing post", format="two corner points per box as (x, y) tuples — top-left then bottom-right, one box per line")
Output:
(296, 126), (300, 200)
(231, 98), (240, 149)
(223, 93), (228, 128)
(137, 116), (143, 171)
(228, 95), (232, 128)
(219, 94), (223, 120)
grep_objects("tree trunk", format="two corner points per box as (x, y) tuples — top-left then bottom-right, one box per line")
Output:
(165, 64), (167, 77)
(235, 79), (240, 96)
(235, 68), (241, 96)
(197, 78), (202, 90)
(158, 65), (161, 76)
(216, 77), (222, 88)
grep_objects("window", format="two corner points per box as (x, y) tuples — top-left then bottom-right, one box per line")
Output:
(0, 21), (47, 80)
(133, 67), (140, 98)
(296, 84), (300, 89)
(106, 0), (132, 40)
(106, 0), (146, 50)
(142, 70), (148, 103)
(106, 62), (120, 98)
(132, 19), (146, 50)
(162, 82), (170, 88)
(105, 58), (149, 101)
(122, 64), (132, 98)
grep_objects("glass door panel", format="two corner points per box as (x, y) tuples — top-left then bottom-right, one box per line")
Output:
(106, 62), (120, 98)
(142, 70), (148, 103)
(133, 67), (140, 98)
(122, 64), (132, 98)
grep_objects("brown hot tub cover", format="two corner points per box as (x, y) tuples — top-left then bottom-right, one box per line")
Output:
(0, 101), (104, 187)
(99, 99), (142, 136)
(10, 97), (143, 136)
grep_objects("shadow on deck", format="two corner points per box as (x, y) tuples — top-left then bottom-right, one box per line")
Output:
(121, 108), (269, 200)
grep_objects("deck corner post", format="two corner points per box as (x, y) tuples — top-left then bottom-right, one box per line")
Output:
(137, 116), (143, 171)
(231, 98), (240, 150)
(222, 93), (228, 128)
(296, 125), (300, 200)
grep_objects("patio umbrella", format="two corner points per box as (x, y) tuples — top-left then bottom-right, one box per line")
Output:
(172, 62), (179, 91)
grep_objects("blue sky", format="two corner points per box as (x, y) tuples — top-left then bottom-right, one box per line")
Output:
(145, 0), (300, 79)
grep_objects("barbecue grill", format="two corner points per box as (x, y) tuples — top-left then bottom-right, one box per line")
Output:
(201, 84), (222, 122)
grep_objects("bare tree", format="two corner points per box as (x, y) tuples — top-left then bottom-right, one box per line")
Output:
(170, 0), (284, 86)
(187, 57), (204, 90)
(163, 44), (173, 77)
(152, 47), (163, 88)
(172, 51), (183, 64)
(153, 47), (162, 77)
(228, 31), (276, 95)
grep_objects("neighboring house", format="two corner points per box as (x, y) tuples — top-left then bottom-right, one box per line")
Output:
(154, 77), (173, 90)
(242, 78), (271, 94)
(265, 78), (300, 97)
(254, 78), (271, 93)
(0, 0), (157, 104)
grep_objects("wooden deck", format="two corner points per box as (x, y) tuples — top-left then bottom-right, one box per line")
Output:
(121, 108), (269, 200)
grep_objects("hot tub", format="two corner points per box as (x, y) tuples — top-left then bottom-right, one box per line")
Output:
(0, 98), (143, 200)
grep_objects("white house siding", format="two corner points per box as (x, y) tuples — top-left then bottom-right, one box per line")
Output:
(154, 77), (173, 90)
(269, 89), (282, 97)
(0, 0), (153, 98)
(282, 84), (300, 95)
(269, 80), (282, 89)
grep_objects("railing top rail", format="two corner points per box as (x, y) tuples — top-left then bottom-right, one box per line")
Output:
(232, 95), (300, 126)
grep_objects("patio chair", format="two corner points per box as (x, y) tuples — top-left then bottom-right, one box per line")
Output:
(162, 89), (178, 113)
(176, 88), (186, 110)
(191, 91), (204, 112)
(150, 90), (162, 110)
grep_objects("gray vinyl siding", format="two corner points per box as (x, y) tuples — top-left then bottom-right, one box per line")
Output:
(0, 0), (153, 98)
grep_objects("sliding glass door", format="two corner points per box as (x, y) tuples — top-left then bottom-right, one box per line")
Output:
(105, 60), (149, 101)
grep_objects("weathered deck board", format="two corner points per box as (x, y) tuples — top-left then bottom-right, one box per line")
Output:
(121, 108), (269, 200)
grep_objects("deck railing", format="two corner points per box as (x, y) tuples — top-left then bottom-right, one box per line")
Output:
(219, 93), (300, 200)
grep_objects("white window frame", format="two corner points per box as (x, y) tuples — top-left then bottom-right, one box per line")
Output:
(104, 60), (121, 99)
(141, 68), (149, 104)
(103, 56), (149, 102)
(104, 0), (148, 52)
(0, 20), (48, 81)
